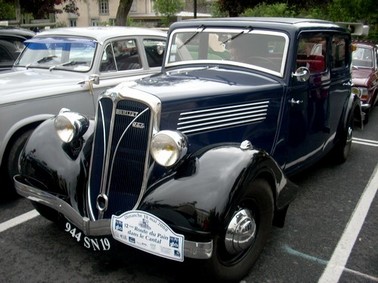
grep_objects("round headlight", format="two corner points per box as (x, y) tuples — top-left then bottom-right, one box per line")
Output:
(351, 87), (361, 97)
(54, 109), (89, 143)
(150, 130), (187, 167)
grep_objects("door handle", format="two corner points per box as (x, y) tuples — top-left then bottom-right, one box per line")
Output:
(289, 98), (303, 105)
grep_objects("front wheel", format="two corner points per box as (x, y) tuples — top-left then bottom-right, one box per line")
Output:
(3, 130), (33, 197)
(204, 179), (274, 282)
(32, 202), (63, 224)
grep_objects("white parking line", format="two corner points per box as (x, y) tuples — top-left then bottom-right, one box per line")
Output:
(0, 209), (39, 233)
(285, 245), (378, 282)
(318, 163), (378, 283)
(353, 137), (378, 147)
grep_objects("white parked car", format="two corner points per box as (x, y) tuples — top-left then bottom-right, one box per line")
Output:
(0, 26), (166, 196)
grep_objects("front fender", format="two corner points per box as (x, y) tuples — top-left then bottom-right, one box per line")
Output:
(0, 114), (54, 167)
(19, 117), (94, 211)
(139, 143), (291, 240)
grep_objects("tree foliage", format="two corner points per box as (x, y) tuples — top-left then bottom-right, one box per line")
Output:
(242, 3), (295, 17)
(0, 0), (15, 19)
(153, 0), (184, 26)
(2, 0), (78, 19)
(217, 0), (332, 17)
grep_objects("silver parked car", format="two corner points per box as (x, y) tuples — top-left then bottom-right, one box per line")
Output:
(0, 26), (166, 196)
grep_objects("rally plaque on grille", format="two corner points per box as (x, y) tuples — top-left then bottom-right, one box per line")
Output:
(111, 210), (184, 262)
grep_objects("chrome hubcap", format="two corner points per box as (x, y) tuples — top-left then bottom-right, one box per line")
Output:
(347, 126), (353, 143)
(225, 209), (256, 255)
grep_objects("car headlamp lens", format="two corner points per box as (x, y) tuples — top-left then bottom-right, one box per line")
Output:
(150, 131), (187, 167)
(351, 87), (361, 97)
(54, 109), (89, 143)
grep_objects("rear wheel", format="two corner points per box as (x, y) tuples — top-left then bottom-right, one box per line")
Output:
(332, 105), (355, 163)
(204, 179), (273, 282)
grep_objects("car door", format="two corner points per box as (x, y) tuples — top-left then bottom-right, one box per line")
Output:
(284, 32), (333, 174)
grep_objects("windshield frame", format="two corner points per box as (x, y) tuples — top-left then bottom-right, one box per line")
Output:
(165, 27), (289, 78)
(14, 36), (98, 72)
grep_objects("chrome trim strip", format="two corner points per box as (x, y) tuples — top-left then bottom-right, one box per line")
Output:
(14, 176), (213, 259)
(178, 101), (269, 134)
(179, 101), (269, 117)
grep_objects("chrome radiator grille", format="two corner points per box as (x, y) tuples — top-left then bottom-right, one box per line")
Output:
(88, 97), (153, 219)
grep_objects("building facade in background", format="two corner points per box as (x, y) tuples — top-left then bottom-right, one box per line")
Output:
(55, 0), (212, 28)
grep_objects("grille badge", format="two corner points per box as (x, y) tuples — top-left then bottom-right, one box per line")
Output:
(116, 109), (139, 117)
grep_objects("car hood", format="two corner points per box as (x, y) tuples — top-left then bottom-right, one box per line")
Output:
(126, 66), (282, 100)
(352, 68), (372, 81)
(0, 68), (87, 102)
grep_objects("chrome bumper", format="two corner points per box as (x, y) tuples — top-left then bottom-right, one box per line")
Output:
(14, 175), (213, 259)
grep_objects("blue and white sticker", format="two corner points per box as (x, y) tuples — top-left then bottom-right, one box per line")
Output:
(111, 210), (184, 262)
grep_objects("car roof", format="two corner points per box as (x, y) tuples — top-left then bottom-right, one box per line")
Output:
(353, 41), (377, 48)
(34, 26), (167, 43)
(169, 17), (347, 33)
(0, 27), (35, 38)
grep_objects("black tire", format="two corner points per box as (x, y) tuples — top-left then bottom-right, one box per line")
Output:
(31, 202), (63, 224)
(203, 179), (274, 282)
(4, 130), (33, 197)
(332, 105), (354, 164)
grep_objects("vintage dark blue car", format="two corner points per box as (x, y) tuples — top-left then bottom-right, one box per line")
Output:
(15, 18), (361, 282)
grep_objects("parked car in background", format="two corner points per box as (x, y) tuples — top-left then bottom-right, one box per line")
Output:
(0, 27), (35, 71)
(0, 26), (166, 196)
(15, 18), (360, 282)
(352, 41), (378, 123)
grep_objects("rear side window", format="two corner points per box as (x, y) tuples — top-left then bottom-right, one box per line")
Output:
(296, 34), (327, 74)
(143, 39), (166, 68)
(332, 35), (348, 69)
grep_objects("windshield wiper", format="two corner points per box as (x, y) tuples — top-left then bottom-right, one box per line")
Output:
(222, 26), (254, 45)
(49, 60), (87, 71)
(25, 55), (57, 69)
(178, 25), (205, 49)
(37, 55), (57, 63)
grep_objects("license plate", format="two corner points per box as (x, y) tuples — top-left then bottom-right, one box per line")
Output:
(64, 222), (111, 251)
(111, 210), (184, 262)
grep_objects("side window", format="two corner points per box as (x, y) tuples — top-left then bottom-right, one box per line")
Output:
(0, 43), (14, 63)
(296, 35), (326, 74)
(143, 39), (165, 67)
(113, 39), (141, 71)
(100, 39), (141, 72)
(332, 36), (347, 69)
(100, 44), (116, 72)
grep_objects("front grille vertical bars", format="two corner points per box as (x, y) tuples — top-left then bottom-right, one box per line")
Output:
(87, 90), (161, 221)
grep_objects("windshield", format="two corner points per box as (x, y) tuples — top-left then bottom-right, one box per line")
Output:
(14, 36), (97, 72)
(352, 46), (373, 68)
(166, 28), (289, 77)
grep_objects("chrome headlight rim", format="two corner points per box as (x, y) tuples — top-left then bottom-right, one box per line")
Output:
(150, 130), (187, 167)
(54, 108), (89, 143)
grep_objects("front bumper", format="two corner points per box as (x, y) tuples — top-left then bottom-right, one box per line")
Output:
(14, 175), (213, 259)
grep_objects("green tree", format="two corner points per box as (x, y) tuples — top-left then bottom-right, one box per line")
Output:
(4, 0), (78, 19)
(0, 0), (15, 19)
(242, 3), (295, 17)
(153, 0), (184, 26)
